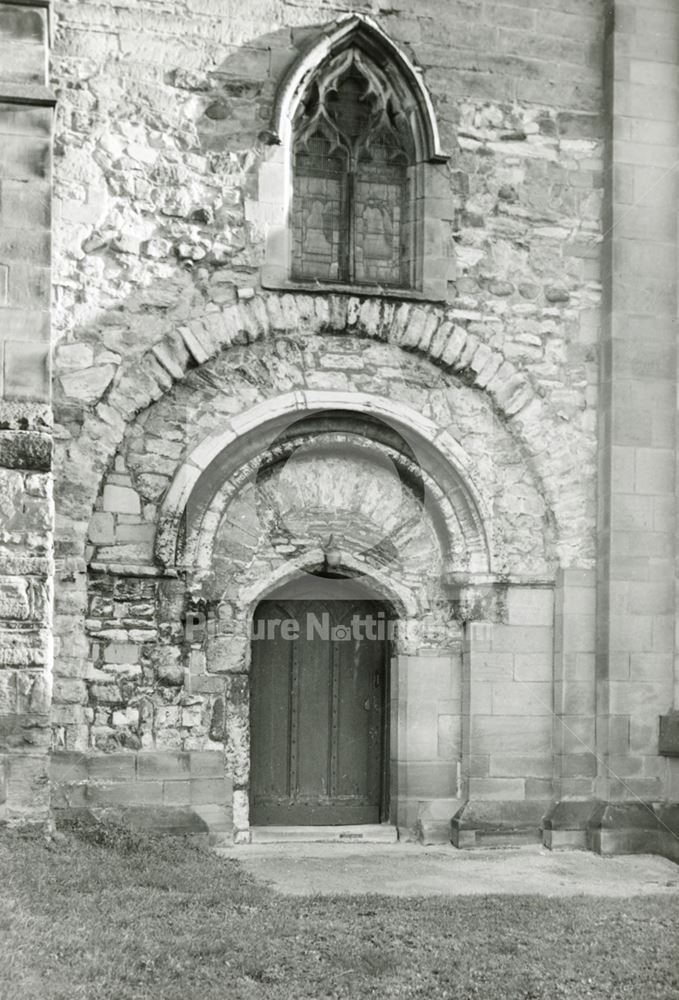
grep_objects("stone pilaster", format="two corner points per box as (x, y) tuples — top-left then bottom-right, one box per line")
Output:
(453, 591), (555, 848)
(0, 0), (55, 826)
(597, 2), (678, 817)
(390, 647), (462, 833)
(552, 568), (597, 799)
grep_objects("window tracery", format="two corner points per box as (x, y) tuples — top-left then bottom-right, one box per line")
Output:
(259, 14), (452, 300)
(292, 51), (414, 289)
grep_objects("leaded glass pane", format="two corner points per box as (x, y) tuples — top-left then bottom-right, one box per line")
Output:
(292, 53), (413, 288)
(292, 135), (346, 282)
(355, 136), (407, 286)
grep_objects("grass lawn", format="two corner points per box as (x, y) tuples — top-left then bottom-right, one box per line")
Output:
(1, 825), (678, 1000)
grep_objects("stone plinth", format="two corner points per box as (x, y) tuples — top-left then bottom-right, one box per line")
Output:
(50, 749), (233, 845)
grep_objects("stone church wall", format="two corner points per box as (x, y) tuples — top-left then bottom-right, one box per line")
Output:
(51, 0), (603, 424)
(47, 1), (604, 833)
(2, 0), (678, 849)
(48, 0), (604, 839)
(0, 0), (54, 827)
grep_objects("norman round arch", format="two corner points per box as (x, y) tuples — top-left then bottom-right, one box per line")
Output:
(155, 389), (492, 576)
(57, 290), (591, 572)
(52, 290), (592, 841)
(191, 426), (475, 590)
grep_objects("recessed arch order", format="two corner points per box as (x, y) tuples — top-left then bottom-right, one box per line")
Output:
(154, 389), (492, 577)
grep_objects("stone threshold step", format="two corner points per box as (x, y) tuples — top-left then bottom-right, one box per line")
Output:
(249, 824), (398, 844)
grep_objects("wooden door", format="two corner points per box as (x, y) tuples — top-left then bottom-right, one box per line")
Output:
(250, 599), (388, 825)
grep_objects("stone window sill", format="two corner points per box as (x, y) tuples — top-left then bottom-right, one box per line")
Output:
(0, 83), (56, 106)
(262, 277), (446, 305)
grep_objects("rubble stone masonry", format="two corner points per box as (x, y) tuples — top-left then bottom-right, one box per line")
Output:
(0, 0), (678, 852)
(45, 0), (606, 841)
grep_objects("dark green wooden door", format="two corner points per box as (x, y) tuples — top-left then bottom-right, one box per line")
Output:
(250, 599), (388, 825)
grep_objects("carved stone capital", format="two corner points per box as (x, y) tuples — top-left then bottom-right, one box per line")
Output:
(443, 572), (505, 624)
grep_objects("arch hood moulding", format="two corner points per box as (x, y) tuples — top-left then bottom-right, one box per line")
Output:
(257, 13), (456, 300)
(268, 13), (449, 164)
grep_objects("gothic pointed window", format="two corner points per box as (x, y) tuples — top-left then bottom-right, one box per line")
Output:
(291, 52), (414, 289)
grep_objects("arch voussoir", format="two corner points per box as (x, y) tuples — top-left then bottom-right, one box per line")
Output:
(58, 290), (588, 573)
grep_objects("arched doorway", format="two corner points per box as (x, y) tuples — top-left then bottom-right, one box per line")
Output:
(249, 573), (393, 826)
(66, 347), (561, 843)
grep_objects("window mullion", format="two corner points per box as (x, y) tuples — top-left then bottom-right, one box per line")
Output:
(291, 55), (417, 290)
(344, 169), (356, 284)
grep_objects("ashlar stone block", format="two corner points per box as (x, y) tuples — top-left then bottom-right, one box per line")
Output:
(88, 512), (115, 545)
(506, 587), (554, 627)
(3, 342), (49, 402)
(102, 484), (141, 515)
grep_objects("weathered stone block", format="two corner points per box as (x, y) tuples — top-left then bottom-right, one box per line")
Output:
(103, 642), (139, 665)
(489, 754), (552, 778)
(88, 512), (115, 545)
(659, 713), (679, 756)
(469, 651), (514, 681)
(397, 702), (440, 761)
(0, 135), (50, 180)
(87, 780), (163, 807)
(471, 716), (552, 755)
(181, 704), (202, 728)
(6, 753), (49, 815)
(155, 705), (181, 730)
(50, 751), (88, 783)
(451, 800), (546, 849)
(559, 752), (598, 778)
(393, 760), (458, 799)
(0, 577), (30, 620)
(61, 366), (115, 404)
(87, 753), (136, 782)
(513, 653), (552, 682)
(115, 523), (155, 544)
(51, 781), (88, 809)
(190, 776), (228, 805)
(189, 750), (224, 776)
(587, 801), (662, 856)
(0, 9), (45, 48)
(490, 625), (553, 654)
(506, 587), (553, 627)
(52, 677), (87, 705)
(0, 755), (7, 805)
(102, 485), (141, 515)
(542, 799), (599, 850)
(437, 714), (461, 760)
(162, 779), (191, 805)
(0, 177), (50, 230)
(155, 648), (184, 685)
(469, 777), (525, 800)
(137, 751), (190, 780)
(491, 681), (552, 716)
(555, 680), (596, 715)
(3, 342), (49, 402)
(89, 682), (121, 705)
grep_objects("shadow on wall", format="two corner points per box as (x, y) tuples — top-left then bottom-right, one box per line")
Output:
(47, 13), (600, 840)
(50, 22), (585, 749)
